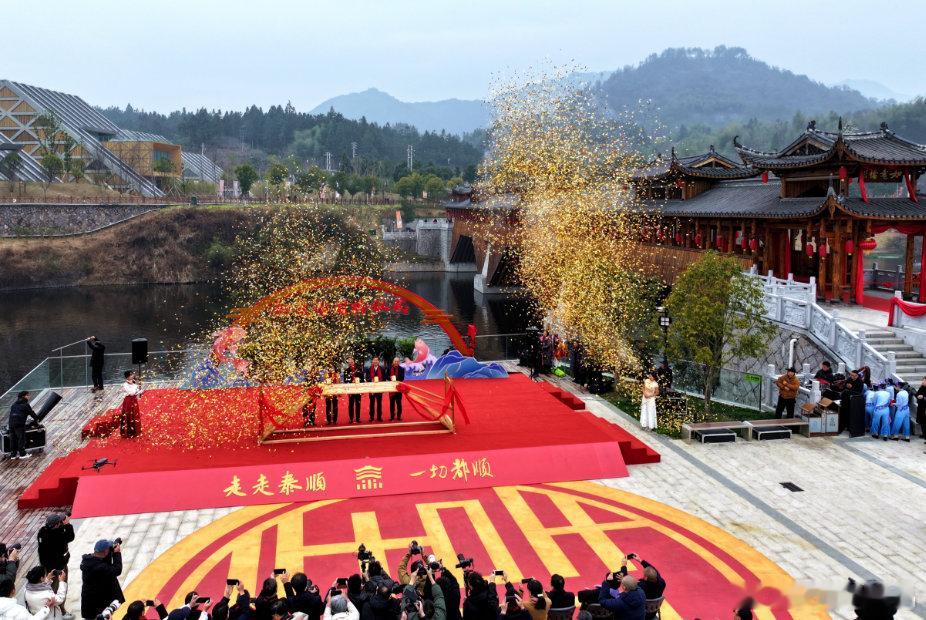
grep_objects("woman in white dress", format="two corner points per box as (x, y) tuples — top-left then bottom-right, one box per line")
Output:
(640, 372), (659, 430)
(120, 370), (143, 438)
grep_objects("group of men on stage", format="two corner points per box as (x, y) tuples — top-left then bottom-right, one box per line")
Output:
(321, 356), (406, 426)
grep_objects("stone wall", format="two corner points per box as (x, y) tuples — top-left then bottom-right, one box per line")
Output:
(0, 204), (165, 237)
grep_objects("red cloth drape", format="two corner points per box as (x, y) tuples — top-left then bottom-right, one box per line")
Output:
(854, 250), (865, 304)
(920, 237), (926, 303)
(859, 172), (869, 203)
(904, 172), (918, 203)
(870, 223), (926, 235)
(887, 296), (926, 326)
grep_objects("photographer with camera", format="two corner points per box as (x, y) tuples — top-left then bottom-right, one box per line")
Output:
(80, 540), (124, 620)
(38, 513), (75, 573)
(23, 566), (68, 620)
(495, 574), (527, 620)
(166, 591), (214, 620)
(0, 577), (55, 620)
(400, 563), (444, 620)
(323, 591), (358, 620)
(124, 599), (167, 620)
(617, 555), (663, 617)
(255, 576), (283, 620)
(211, 581), (251, 620)
(597, 573), (644, 620)
(461, 570), (497, 620)
(0, 544), (21, 581)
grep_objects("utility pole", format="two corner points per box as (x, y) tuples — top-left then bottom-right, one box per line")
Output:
(407, 145), (414, 171)
(325, 151), (332, 172)
(351, 141), (357, 160)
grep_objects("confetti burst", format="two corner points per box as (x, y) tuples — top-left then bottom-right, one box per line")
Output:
(477, 68), (662, 374)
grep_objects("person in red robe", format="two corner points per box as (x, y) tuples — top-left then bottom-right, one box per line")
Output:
(119, 370), (143, 438)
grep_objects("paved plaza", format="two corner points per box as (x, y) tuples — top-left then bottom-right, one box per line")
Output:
(45, 372), (922, 619)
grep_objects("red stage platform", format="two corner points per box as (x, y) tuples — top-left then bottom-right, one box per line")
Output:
(21, 374), (659, 515)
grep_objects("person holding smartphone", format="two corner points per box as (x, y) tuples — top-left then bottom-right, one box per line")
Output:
(322, 588), (358, 620)
(123, 599), (167, 620)
(282, 572), (322, 620)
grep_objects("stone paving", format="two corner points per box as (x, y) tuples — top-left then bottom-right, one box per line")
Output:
(57, 377), (926, 619)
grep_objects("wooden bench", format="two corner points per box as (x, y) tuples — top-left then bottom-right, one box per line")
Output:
(744, 418), (810, 440)
(682, 421), (751, 443)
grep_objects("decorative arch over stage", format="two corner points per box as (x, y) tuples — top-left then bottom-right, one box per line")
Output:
(227, 276), (474, 356)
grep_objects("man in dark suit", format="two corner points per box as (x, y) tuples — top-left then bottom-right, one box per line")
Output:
(367, 357), (385, 421)
(8, 391), (39, 460)
(388, 357), (406, 421)
(87, 337), (106, 393)
(344, 358), (364, 424)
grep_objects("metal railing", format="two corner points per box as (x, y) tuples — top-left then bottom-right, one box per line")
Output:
(670, 360), (763, 411)
(474, 332), (529, 360)
(0, 349), (207, 410)
(747, 267), (895, 382)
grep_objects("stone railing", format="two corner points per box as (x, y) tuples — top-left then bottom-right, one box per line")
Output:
(747, 268), (895, 382)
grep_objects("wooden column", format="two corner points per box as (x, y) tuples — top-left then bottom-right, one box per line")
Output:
(727, 222), (735, 254)
(904, 234), (915, 295)
(817, 221), (827, 300)
(762, 226), (772, 274)
(832, 219), (845, 302)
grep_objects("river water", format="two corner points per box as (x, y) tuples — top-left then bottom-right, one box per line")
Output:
(0, 272), (533, 392)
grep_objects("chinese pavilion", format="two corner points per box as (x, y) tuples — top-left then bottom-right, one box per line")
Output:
(635, 120), (926, 302)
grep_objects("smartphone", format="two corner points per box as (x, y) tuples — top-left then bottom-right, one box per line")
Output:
(328, 587), (339, 598)
(493, 570), (504, 576)
(145, 601), (156, 607)
(227, 579), (240, 586)
(273, 568), (286, 575)
(194, 597), (210, 605)
(520, 578), (533, 584)
(336, 578), (348, 587)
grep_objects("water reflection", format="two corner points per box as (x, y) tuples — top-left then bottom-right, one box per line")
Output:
(0, 272), (534, 391)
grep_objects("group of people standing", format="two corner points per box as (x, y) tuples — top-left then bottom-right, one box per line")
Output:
(775, 361), (925, 442)
(319, 357), (406, 426)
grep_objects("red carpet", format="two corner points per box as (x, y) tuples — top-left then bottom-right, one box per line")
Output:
(22, 374), (658, 513)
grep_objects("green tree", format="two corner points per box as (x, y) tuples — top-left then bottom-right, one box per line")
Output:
(666, 251), (774, 411)
(235, 164), (259, 197)
(68, 158), (86, 183)
(266, 160), (289, 187)
(153, 157), (176, 174)
(0, 150), (21, 194)
(424, 174), (447, 200)
(40, 153), (64, 198)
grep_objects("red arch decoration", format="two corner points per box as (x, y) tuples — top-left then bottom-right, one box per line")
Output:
(228, 276), (474, 356)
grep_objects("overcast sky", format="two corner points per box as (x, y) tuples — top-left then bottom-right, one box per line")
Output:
(6, 0), (925, 112)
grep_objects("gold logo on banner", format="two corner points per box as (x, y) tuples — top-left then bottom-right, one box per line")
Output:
(121, 483), (828, 620)
(354, 465), (383, 490)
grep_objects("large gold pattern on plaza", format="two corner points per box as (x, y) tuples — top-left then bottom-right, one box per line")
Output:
(122, 482), (827, 619)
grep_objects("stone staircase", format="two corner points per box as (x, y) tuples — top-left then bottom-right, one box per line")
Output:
(863, 329), (926, 383)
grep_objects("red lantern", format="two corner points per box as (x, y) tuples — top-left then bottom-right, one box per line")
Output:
(844, 239), (854, 255)
(749, 238), (758, 252)
(805, 241), (814, 257)
(761, 170), (769, 184)
(859, 238), (878, 253)
(819, 242), (828, 258)
(675, 178), (685, 189)
(838, 166), (848, 181)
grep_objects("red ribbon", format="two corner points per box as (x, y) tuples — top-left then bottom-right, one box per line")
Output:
(887, 296), (926, 326)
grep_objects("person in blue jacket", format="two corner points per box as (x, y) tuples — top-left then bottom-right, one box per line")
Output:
(871, 384), (892, 440)
(864, 389), (877, 432)
(598, 574), (644, 620)
(891, 385), (911, 441)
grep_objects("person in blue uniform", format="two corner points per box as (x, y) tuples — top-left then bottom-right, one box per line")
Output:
(891, 385), (911, 441)
(870, 384), (892, 440)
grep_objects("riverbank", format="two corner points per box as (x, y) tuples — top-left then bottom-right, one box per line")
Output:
(0, 204), (404, 289)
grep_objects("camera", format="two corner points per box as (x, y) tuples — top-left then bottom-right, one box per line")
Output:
(357, 544), (374, 562)
(113, 538), (123, 546)
(454, 553), (473, 570)
(96, 600), (121, 620)
(409, 540), (422, 555)
(416, 566), (428, 577)
(403, 588), (419, 614)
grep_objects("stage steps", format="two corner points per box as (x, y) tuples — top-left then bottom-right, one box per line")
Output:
(539, 380), (660, 465)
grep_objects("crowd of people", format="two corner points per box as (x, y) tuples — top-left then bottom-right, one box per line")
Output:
(775, 361), (926, 442)
(0, 534), (678, 620)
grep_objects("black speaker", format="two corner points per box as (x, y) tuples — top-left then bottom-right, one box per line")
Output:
(35, 391), (62, 423)
(847, 393), (866, 437)
(131, 338), (148, 365)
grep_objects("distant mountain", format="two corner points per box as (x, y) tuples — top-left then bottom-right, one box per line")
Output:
(309, 88), (489, 135)
(835, 79), (915, 103)
(600, 46), (880, 129)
